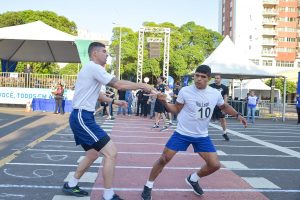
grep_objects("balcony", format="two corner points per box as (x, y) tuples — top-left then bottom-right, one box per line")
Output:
(263, 9), (279, 16)
(263, 0), (279, 5)
(263, 19), (278, 26)
(262, 49), (277, 56)
(262, 29), (278, 36)
(262, 40), (278, 46)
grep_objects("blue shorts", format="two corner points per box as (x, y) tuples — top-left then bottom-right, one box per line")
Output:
(166, 131), (216, 152)
(69, 109), (107, 146)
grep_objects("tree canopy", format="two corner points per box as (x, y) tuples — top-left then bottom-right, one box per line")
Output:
(0, 10), (77, 74)
(110, 21), (223, 83)
(265, 78), (297, 96)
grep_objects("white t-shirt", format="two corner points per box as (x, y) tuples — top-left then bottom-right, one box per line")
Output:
(72, 61), (114, 112)
(247, 96), (258, 106)
(176, 85), (224, 137)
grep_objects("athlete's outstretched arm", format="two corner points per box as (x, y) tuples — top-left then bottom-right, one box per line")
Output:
(157, 93), (184, 115)
(219, 104), (247, 128)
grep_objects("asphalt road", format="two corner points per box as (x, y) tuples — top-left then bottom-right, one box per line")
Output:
(0, 108), (299, 200)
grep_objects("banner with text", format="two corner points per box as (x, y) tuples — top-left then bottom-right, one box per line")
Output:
(0, 87), (74, 104)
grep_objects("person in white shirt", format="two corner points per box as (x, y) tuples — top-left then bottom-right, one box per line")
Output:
(141, 65), (247, 200)
(246, 90), (259, 124)
(62, 42), (153, 200)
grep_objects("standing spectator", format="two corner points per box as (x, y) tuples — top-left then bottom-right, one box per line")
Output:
(136, 89), (144, 116)
(246, 90), (259, 124)
(52, 83), (64, 114)
(107, 87), (115, 117)
(165, 85), (174, 125)
(142, 91), (150, 117)
(153, 76), (168, 129)
(148, 95), (156, 119)
(209, 74), (230, 141)
(117, 90), (126, 115)
(125, 89), (134, 116)
(296, 94), (300, 125)
(24, 63), (32, 88)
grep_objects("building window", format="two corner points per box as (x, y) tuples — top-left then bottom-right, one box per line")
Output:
(276, 61), (294, 67)
(263, 60), (273, 66)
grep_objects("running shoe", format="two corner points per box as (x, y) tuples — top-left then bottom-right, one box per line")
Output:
(160, 126), (168, 132)
(152, 124), (159, 128)
(62, 183), (88, 197)
(102, 194), (124, 200)
(222, 134), (230, 141)
(141, 185), (152, 200)
(185, 175), (204, 196)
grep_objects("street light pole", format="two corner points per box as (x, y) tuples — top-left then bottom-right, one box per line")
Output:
(118, 26), (122, 80)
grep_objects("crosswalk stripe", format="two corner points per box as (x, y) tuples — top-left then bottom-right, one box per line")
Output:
(77, 156), (103, 164)
(52, 195), (89, 200)
(242, 177), (281, 189)
(64, 172), (97, 183)
(220, 161), (249, 169)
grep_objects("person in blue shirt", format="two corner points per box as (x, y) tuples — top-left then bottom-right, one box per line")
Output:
(296, 94), (300, 125)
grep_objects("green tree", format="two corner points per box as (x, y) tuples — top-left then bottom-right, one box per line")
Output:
(0, 10), (77, 35)
(110, 21), (223, 82)
(0, 10), (78, 74)
(265, 78), (297, 96)
(60, 63), (81, 75)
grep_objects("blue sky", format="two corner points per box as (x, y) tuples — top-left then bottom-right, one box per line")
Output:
(0, 0), (220, 40)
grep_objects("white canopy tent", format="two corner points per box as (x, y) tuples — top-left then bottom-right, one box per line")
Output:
(0, 21), (80, 63)
(234, 79), (281, 102)
(201, 36), (287, 121)
(202, 35), (276, 79)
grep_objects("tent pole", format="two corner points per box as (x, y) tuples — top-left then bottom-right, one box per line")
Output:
(240, 79), (243, 100)
(282, 77), (286, 122)
(231, 79), (235, 99)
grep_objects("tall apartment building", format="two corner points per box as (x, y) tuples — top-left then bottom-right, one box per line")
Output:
(219, 0), (300, 72)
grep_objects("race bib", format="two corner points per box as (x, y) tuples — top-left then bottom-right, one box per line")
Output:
(196, 107), (211, 120)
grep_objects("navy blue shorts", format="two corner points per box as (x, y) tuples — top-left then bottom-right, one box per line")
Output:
(166, 131), (216, 152)
(69, 109), (108, 146)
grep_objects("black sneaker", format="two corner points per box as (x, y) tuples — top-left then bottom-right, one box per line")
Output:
(103, 194), (124, 200)
(185, 175), (204, 196)
(152, 124), (159, 128)
(62, 183), (88, 197)
(141, 185), (152, 200)
(222, 134), (230, 141)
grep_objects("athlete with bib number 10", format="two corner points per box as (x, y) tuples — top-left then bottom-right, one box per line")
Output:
(141, 65), (247, 200)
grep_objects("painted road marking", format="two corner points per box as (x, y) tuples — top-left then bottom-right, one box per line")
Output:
(242, 177), (281, 189)
(0, 184), (298, 193)
(25, 149), (294, 158)
(0, 124), (68, 168)
(217, 150), (227, 155)
(52, 195), (89, 200)
(77, 156), (103, 164)
(64, 172), (97, 183)
(220, 161), (249, 169)
(7, 162), (300, 171)
(0, 116), (28, 129)
(210, 123), (300, 159)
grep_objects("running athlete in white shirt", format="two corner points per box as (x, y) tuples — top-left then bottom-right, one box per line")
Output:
(62, 42), (153, 200)
(141, 65), (247, 200)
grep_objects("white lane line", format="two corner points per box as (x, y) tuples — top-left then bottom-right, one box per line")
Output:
(6, 162), (300, 171)
(210, 123), (300, 159)
(217, 150), (227, 155)
(263, 140), (300, 143)
(53, 196), (89, 200)
(64, 172), (97, 183)
(242, 177), (280, 189)
(220, 161), (248, 169)
(247, 135), (300, 138)
(25, 149), (292, 158)
(0, 184), (299, 193)
(77, 156), (103, 164)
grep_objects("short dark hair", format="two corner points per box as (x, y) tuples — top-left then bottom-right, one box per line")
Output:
(195, 65), (211, 77)
(158, 76), (165, 81)
(88, 42), (106, 57)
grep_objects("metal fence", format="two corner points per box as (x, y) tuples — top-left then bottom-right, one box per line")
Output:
(0, 72), (77, 89)
(228, 100), (297, 120)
